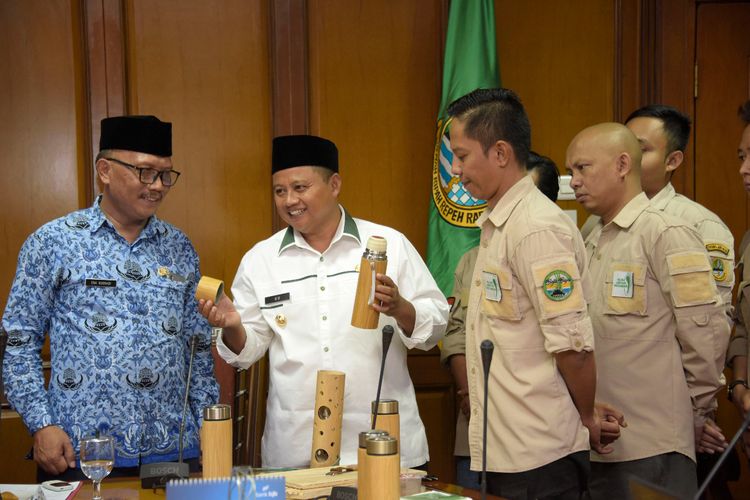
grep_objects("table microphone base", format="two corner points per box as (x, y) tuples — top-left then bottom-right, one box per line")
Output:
(139, 461), (189, 489)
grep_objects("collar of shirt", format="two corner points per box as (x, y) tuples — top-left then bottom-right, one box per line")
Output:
(277, 205), (361, 255)
(87, 195), (166, 242)
(649, 182), (676, 210)
(477, 174), (535, 228)
(607, 192), (650, 231)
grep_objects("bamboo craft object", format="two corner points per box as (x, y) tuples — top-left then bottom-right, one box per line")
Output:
(360, 436), (400, 500)
(200, 404), (232, 478)
(371, 399), (400, 453)
(195, 276), (224, 303)
(351, 236), (387, 329)
(310, 370), (346, 467)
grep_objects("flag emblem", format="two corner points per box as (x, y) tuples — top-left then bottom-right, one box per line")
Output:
(431, 118), (487, 228)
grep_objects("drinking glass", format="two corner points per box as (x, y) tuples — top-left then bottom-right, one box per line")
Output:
(79, 434), (115, 500)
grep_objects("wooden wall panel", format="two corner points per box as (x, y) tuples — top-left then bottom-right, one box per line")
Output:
(0, 0), (87, 311)
(123, 0), (273, 286)
(308, 0), (444, 255)
(494, 0), (615, 224)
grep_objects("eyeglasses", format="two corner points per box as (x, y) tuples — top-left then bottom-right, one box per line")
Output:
(104, 157), (181, 187)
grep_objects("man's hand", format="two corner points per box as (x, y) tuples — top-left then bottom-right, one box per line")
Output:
(372, 274), (416, 334)
(457, 387), (471, 418)
(33, 426), (75, 475)
(696, 418), (727, 454)
(197, 293), (245, 354)
(596, 401), (627, 446)
(732, 384), (750, 418)
(581, 414), (608, 455)
(197, 293), (240, 329)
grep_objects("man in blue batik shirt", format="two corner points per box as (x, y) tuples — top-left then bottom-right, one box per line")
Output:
(1, 115), (218, 480)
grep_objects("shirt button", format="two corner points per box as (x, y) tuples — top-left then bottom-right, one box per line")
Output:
(471, 367), (476, 375)
(474, 279), (481, 287)
(481, 240), (488, 248)
(320, 286), (326, 291)
(596, 253), (601, 260)
(322, 315), (327, 321)
(320, 256), (324, 262)
(324, 347), (329, 352)
(574, 340), (582, 348)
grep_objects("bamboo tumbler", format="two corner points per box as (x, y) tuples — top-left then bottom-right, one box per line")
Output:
(310, 370), (346, 467)
(195, 276), (224, 303)
(351, 236), (388, 329)
(357, 430), (389, 491)
(360, 435), (400, 500)
(200, 404), (232, 478)
(371, 399), (400, 453)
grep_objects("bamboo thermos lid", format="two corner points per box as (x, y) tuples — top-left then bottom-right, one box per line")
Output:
(203, 403), (231, 421)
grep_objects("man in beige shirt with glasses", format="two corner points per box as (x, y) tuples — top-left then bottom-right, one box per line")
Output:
(567, 123), (729, 498)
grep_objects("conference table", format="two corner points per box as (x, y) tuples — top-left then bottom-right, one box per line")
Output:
(68, 476), (504, 499)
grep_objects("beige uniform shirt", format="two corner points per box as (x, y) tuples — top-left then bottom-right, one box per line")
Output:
(441, 247), (479, 457)
(581, 184), (735, 309)
(586, 193), (730, 463)
(651, 183), (735, 316)
(466, 176), (594, 473)
(727, 231), (750, 375)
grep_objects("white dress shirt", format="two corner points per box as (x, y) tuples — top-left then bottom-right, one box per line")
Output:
(217, 207), (448, 467)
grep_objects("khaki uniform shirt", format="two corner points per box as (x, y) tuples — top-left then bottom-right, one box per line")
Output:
(581, 184), (735, 310)
(441, 247), (479, 457)
(651, 183), (735, 316)
(466, 176), (594, 473)
(585, 193), (730, 463)
(727, 231), (750, 375)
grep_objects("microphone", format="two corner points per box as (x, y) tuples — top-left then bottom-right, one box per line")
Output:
(480, 339), (494, 500)
(140, 336), (198, 488)
(694, 411), (750, 499)
(371, 325), (395, 430)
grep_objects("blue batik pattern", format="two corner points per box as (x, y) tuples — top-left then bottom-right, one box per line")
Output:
(2, 198), (219, 467)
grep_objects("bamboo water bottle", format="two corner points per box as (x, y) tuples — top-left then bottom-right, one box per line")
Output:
(200, 404), (232, 478)
(360, 435), (399, 500)
(357, 429), (389, 491)
(351, 236), (388, 329)
(371, 399), (400, 453)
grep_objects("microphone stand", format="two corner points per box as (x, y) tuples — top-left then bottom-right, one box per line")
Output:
(480, 339), (494, 500)
(371, 325), (394, 430)
(694, 410), (750, 499)
(139, 336), (197, 488)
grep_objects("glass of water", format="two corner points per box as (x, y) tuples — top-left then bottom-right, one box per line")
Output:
(79, 434), (115, 500)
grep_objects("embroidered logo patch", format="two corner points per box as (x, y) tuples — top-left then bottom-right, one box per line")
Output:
(543, 270), (573, 301)
(706, 242), (730, 255)
(712, 257), (728, 282)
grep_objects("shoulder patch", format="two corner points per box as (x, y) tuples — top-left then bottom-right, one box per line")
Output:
(706, 242), (730, 255)
(543, 270), (574, 301)
(711, 257), (728, 282)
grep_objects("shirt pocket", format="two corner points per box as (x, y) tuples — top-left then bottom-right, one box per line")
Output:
(603, 261), (648, 316)
(666, 251), (716, 307)
(479, 265), (522, 321)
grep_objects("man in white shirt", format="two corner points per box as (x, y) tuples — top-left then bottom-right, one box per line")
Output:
(198, 134), (449, 468)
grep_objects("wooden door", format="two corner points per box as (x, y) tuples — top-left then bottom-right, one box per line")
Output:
(695, 2), (750, 496)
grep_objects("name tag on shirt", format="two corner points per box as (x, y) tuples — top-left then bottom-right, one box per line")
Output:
(482, 271), (502, 302)
(265, 292), (291, 305)
(85, 279), (117, 288)
(611, 271), (634, 298)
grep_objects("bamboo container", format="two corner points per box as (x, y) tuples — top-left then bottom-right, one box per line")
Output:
(200, 404), (232, 478)
(310, 370), (346, 467)
(357, 429), (389, 491)
(351, 236), (387, 329)
(371, 399), (400, 453)
(195, 276), (224, 303)
(360, 435), (399, 500)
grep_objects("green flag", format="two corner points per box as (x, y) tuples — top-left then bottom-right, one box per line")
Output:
(427, 0), (499, 296)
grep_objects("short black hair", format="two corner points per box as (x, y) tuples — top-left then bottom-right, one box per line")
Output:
(625, 104), (691, 154)
(447, 88), (531, 166)
(527, 151), (559, 202)
(739, 100), (750, 125)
